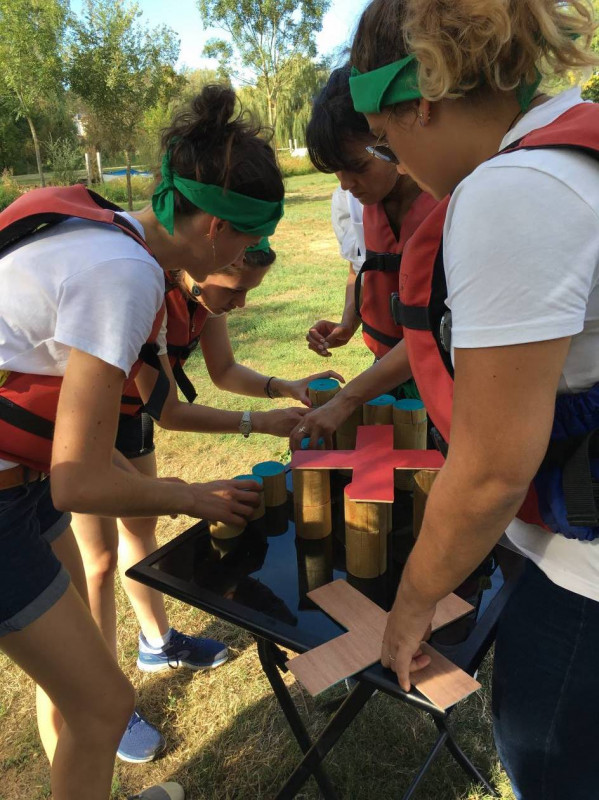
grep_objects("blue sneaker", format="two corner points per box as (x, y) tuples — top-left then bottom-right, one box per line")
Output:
(137, 629), (229, 673)
(117, 710), (165, 763)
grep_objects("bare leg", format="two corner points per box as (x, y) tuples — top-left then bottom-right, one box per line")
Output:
(2, 571), (134, 800)
(117, 452), (170, 641)
(37, 526), (93, 761)
(71, 514), (119, 658)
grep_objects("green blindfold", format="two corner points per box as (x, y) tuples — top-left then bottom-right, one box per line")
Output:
(152, 153), (284, 237)
(350, 56), (541, 115)
(246, 237), (270, 254)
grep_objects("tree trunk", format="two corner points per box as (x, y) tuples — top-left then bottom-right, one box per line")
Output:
(26, 115), (45, 188)
(96, 150), (104, 183)
(125, 149), (133, 211)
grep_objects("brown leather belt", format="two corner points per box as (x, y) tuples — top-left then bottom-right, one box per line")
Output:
(0, 465), (43, 490)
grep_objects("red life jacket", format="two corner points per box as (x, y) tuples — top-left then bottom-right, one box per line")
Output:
(394, 103), (599, 539)
(356, 192), (437, 358)
(120, 276), (209, 415)
(0, 185), (167, 472)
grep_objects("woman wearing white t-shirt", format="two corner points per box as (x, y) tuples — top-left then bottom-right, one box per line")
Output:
(351, 1), (598, 797)
(0, 86), (283, 800)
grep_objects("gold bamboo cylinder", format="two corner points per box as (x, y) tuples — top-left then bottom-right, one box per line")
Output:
(252, 461), (287, 507)
(363, 394), (395, 426)
(343, 488), (389, 578)
(233, 474), (265, 520)
(293, 467), (332, 540)
(393, 398), (428, 491)
(308, 377), (341, 408)
(413, 469), (438, 539)
(297, 536), (333, 604)
(335, 405), (363, 450)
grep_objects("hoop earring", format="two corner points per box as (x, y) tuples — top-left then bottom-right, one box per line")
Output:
(191, 283), (202, 297)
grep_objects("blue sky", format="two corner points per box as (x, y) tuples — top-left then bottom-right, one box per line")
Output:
(70, 0), (369, 70)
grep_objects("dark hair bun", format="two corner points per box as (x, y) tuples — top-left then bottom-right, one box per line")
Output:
(161, 84), (284, 208)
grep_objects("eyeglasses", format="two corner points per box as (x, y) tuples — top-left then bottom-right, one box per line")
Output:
(366, 108), (399, 165)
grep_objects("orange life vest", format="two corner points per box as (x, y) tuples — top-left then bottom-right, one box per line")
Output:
(394, 103), (599, 539)
(356, 192), (437, 358)
(120, 276), (209, 415)
(0, 186), (167, 472)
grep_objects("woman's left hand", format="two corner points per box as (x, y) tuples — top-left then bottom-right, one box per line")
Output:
(252, 407), (309, 437)
(381, 584), (435, 692)
(277, 370), (345, 406)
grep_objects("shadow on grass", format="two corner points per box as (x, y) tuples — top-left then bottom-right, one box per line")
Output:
(158, 655), (502, 800)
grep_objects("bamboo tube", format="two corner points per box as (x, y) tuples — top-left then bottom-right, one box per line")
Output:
(234, 474), (265, 520)
(393, 398), (428, 490)
(308, 377), (340, 408)
(363, 394), (395, 426)
(335, 405), (363, 450)
(293, 467), (332, 540)
(344, 488), (389, 578)
(413, 469), (438, 539)
(209, 519), (245, 540)
(252, 461), (287, 507)
(297, 536), (333, 603)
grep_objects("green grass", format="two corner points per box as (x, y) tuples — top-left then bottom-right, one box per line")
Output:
(0, 172), (514, 800)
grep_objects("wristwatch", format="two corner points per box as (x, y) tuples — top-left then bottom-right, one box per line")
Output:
(239, 411), (252, 438)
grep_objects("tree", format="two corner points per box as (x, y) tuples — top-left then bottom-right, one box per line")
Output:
(0, 0), (69, 186)
(198, 0), (330, 138)
(69, 0), (181, 209)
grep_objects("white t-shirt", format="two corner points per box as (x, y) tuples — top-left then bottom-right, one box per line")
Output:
(0, 213), (164, 469)
(444, 88), (599, 600)
(331, 187), (366, 274)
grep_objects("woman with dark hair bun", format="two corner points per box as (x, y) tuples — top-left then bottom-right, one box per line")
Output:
(0, 84), (284, 799)
(350, 1), (599, 796)
(71, 238), (341, 764)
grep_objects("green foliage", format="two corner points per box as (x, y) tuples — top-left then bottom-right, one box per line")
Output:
(45, 136), (83, 185)
(277, 154), (317, 177)
(91, 176), (154, 205)
(0, 170), (23, 210)
(582, 71), (599, 101)
(69, 0), (181, 207)
(0, 0), (69, 185)
(198, 0), (330, 138)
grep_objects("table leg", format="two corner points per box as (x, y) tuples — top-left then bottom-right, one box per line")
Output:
(434, 717), (499, 797)
(274, 680), (375, 800)
(401, 729), (449, 800)
(255, 638), (339, 799)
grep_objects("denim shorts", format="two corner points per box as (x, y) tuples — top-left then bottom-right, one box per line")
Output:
(0, 476), (71, 637)
(115, 413), (155, 459)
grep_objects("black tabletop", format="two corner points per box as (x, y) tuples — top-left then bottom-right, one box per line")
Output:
(127, 470), (498, 673)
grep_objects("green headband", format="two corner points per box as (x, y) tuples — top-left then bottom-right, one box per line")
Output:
(246, 237), (270, 254)
(152, 153), (284, 237)
(350, 56), (542, 114)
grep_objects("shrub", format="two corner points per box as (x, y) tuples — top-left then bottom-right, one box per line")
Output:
(277, 153), (317, 178)
(0, 169), (23, 210)
(91, 176), (154, 206)
(46, 136), (83, 186)
(582, 72), (599, 103)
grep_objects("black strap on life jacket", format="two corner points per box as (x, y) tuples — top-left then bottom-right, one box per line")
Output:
(168, 356), (198, 403)
(137, 344), (170, 421)
(354, 250), (403, 348)
(0, 395), (55, 439)
(391, 238), (455, 379)
(562, 429), (599, 527)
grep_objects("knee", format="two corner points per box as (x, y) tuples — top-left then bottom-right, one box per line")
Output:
(68, 671), (135, 746)
(85, 546), (118, 590)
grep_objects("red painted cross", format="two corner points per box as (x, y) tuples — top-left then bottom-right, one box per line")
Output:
(290, 425), (444, 503)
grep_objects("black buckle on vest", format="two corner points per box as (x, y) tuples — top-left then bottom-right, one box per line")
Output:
(562, 429), (599, 527)
(390, 292), (432, 331)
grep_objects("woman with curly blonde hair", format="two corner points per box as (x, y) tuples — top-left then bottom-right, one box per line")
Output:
(350, 1), (599, 796)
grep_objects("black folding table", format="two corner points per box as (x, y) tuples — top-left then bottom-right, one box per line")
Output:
(127, 469), (521, 799)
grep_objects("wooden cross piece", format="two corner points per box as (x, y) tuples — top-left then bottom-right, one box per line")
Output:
(287, 580), (481, 710)
(290, 425), (444, 503)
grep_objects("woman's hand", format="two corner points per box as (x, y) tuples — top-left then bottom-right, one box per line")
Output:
(289, 394), (356, 450)
(252, 407), (309, 437)
(381, 583), (435, 692)
(307, 320), (355, 356)
(276, 370), (345, 407)
(186, 479), (262, 525)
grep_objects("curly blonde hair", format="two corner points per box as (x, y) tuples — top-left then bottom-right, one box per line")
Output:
(351, 0), (598, 102)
